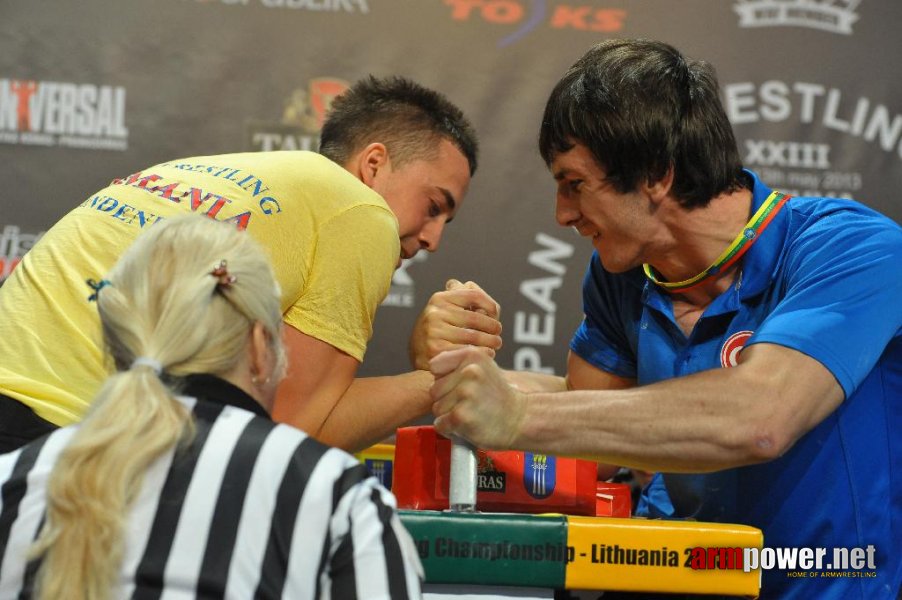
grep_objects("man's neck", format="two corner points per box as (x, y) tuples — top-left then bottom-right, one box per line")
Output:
(648, 187), (754, 305)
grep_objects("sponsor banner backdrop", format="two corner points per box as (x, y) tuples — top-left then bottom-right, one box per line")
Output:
(1, 0), (899, 378)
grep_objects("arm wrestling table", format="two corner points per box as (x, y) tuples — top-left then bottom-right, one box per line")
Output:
(359, 435), (762, 598)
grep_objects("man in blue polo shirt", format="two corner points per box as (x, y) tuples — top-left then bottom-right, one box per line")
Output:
(428, 39), (901, 599)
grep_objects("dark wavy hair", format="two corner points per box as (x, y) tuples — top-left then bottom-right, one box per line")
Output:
(539, 39), (746, 208)
(320, 75), (478, 176)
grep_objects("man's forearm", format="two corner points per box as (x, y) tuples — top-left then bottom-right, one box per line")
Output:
(504, 369), (567, 393)
(517, 374), (752, 473)
(515, 345), (843, 472)
(318, 370), (434, 453)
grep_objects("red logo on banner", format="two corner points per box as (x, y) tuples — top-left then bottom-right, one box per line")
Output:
(281, 78), (349, 132)
(248, 76), (348, 153)
(444, 1), (626, 47)
(9, 80), (37, 131)
(720, 331), (753, 368)
(308, 78), (349, 129)
(0, 225), (44, 282)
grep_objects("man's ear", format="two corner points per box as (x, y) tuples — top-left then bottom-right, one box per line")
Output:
(355, 142), (390, 188)
(644, 165), (675, 205)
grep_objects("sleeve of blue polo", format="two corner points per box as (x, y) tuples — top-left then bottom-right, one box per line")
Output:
(569, 253), (638, 379)
(749, 207), (902, 398)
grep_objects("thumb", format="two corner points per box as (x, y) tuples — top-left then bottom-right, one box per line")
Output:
(429, 347), (471, 378)
(464, 281), (500, 319)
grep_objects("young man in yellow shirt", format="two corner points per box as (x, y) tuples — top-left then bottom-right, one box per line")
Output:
(0, 75), (501, 453)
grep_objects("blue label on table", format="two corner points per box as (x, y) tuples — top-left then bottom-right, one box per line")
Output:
(524, 453), (556, 499)
(365, 458), (393, 490)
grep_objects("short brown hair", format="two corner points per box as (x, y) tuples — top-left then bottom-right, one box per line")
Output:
(320, 75), (478, 176)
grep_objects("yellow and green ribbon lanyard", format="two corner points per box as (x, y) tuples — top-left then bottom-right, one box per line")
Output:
(643, 191), (791, 294)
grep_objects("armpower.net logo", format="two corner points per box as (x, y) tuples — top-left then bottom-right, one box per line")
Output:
(688, 545), (878, 579)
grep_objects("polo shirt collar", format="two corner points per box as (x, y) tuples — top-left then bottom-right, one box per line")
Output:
(737, 169), (790, 300)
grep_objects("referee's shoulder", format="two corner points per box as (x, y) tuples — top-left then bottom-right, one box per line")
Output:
(236, 409), (360, 466)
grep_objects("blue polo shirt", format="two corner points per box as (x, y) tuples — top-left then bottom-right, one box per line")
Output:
(570, 171), (902, 599)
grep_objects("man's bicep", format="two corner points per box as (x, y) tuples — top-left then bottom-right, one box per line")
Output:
(284, 205), (399, 363)
(567, 350), (635, 391)
(271, 324), (360, 438)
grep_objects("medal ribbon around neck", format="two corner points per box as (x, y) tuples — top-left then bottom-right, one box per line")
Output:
(643, 191), (791, 294)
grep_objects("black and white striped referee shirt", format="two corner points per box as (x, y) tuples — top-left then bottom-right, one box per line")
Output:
(0, 375), (423, 599)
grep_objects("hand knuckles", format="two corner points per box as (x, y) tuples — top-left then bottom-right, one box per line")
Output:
(463, 345), (484, 360)
(461, 362), (485, 381)
(429, 292), (453, 307)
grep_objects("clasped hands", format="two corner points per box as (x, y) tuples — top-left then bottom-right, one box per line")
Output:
(409, 279), (525, 450)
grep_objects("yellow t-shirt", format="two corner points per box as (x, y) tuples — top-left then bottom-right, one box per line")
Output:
(0, 151), (399, 426)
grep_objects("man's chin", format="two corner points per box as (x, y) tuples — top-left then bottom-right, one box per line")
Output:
(596, 253), (636, 274)
(396, 251), (415, 268)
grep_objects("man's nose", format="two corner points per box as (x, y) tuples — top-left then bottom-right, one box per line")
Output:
(555, 193), (580, 227)
(419, 219), (446, 252)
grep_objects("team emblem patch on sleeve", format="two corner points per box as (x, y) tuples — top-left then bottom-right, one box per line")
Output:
(720, 330), (754, 367)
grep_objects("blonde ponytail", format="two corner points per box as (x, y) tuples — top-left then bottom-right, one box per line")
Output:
(31, 216), (284, 599)
(31, 369), (192, 599)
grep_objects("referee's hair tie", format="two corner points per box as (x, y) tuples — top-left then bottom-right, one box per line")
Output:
(130, 356), (163, 375)
(210, 259), (237, 290)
